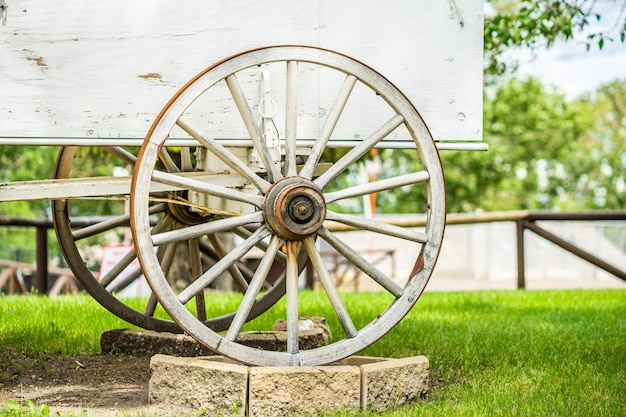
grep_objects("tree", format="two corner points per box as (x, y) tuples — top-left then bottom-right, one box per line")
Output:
(555, 79), (626, 209)
(441, 77), (594, 212)
(485, 0), (626, 77)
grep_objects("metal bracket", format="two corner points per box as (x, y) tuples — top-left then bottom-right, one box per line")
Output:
(1, 0), (8, 26)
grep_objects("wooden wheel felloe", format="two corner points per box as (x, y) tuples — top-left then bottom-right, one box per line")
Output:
(52, 145), (287, 333)
(131, 46), (446, 366)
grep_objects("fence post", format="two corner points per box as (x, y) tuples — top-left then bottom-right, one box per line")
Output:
(516, 219), (526, 289)
(35, 225), (48, 294)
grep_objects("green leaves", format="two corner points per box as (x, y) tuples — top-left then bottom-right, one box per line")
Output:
(3, 399), (51, 416)
(485, 0), (626, 77)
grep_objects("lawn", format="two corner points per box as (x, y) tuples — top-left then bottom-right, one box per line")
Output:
(1, 288), (624, 416)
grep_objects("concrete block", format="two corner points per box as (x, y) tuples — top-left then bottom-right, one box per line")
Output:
(359, 355), (430, 412)
(149, 355), (248, 416)
(148, 354), (430, 416)
(249, 365), (361, 417)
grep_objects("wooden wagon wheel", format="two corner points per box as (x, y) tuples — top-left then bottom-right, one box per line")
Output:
(52, 145), (289, 332)
(131, 46), (446, 366)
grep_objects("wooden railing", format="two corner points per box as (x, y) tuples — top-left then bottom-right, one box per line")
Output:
(1, 211), (625, 294)
(326, 210), (626, 288)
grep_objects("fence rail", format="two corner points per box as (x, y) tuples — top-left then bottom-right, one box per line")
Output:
(1, 211), (625, 294)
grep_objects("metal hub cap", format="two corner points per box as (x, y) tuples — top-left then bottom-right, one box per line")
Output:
(263, 178), (326, 240)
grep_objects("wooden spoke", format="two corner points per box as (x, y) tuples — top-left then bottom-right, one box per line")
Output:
(284, 60), (299, 177)
(207, 234), (249, 292)
(105, 146), (137, 165)
(317, 227), (404, 297)
(325, 211), (428, 243)
(107, 265), (144, 293)
(324, 171), (429, 204)
(177, 226), (272, 305)
(285, 240), (301, 353)
(180, 147), (193, 172)
(158, 147), (180, 173)
(100, 212), (173, 287)
(300, 74), (357, 180)
(177, 117), (271, 193)
(225, 235), (282, 341)
(151, 170), (263, 207)
(151, 211), (263, 247)
(99, 248), (137, 288)
(72, 203), (166, 241)
(189, 237), (207, 321)
(314, 114), (404, 189)
(144, 294), (159, 316)
(302, 237), (357, 338)
(233, 226), (288, 265)
(225, 73), (282, 183)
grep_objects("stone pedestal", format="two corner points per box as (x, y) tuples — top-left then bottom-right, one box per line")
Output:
(149, 354), (430, 416)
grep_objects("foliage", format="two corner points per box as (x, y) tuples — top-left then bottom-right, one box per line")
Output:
(485, 0), (626, 77)
(571, 79), (626, 208)
(438, 76), (626, 212)
(1, 400), (51, 417)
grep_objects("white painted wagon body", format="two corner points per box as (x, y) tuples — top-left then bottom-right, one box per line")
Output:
(0, 0), (486, 367)
(0, 0), (483, 144)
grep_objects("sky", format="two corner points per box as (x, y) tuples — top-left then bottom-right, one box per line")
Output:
(518, 38), (626, 99)
(516, 1), (626, 99)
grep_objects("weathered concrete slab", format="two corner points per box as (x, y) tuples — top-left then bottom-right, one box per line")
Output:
(149, 355), (248, 416)
(249, 365), (361, 416)
(349, 355), (430, 411)
(100, 328), (329, 357)
(148, 355), (430, 416)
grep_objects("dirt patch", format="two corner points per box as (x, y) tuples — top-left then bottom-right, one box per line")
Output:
(0, 349), (173, 416)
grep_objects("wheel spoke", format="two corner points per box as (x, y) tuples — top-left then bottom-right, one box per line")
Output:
(105, 146), (137, 165)
(151, 170), (263, 207)
(233, 226), (288, 265)
(324, 171), (430, 204)
(300, 74), (357, 180)
(325, 211), (428, 243)
(177, 117), (271, 193)
(189, 237), (207, 321)
(144, 294), (158, 316)
(180, 147), (193, 172)
(302, 236), (357, 338)
(317, 227), (404, 297)
(158, 148), (181, 173)
(225, 235), (283, 341)
(151, 211), (263, 246)
(314, 114), (404, 188)
(99, 248), (137, 288)
(107, 265), (143, 293)
(100, 212), (173, 287)
(207, 234), (249, 292)
(225, 73), (282, 183)
(72, 203), (166, 241)
(177, 226), (272, 304)
(285, 240), (300, 353)
(284, 60), (299, 177)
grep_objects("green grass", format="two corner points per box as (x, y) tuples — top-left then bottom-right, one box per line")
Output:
(1, 289), (625, 416)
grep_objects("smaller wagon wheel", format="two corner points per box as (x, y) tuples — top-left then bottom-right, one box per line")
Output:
(131, 46), (446, 366)
(52, 145), (289, 332)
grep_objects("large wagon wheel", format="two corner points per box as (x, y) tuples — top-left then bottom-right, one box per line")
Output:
(131, 46), (446, 366)
(52, 145), (289, 332)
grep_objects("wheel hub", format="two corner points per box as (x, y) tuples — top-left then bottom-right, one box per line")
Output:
(263, 178), (326, 240)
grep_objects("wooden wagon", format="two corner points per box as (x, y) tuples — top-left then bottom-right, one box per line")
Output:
(0, 0), (485, 366)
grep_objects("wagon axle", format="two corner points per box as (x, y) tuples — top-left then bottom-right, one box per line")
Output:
(263, 177), (326, 241)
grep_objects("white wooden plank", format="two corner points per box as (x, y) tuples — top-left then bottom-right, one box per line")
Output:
(0, 0), (482, 141)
